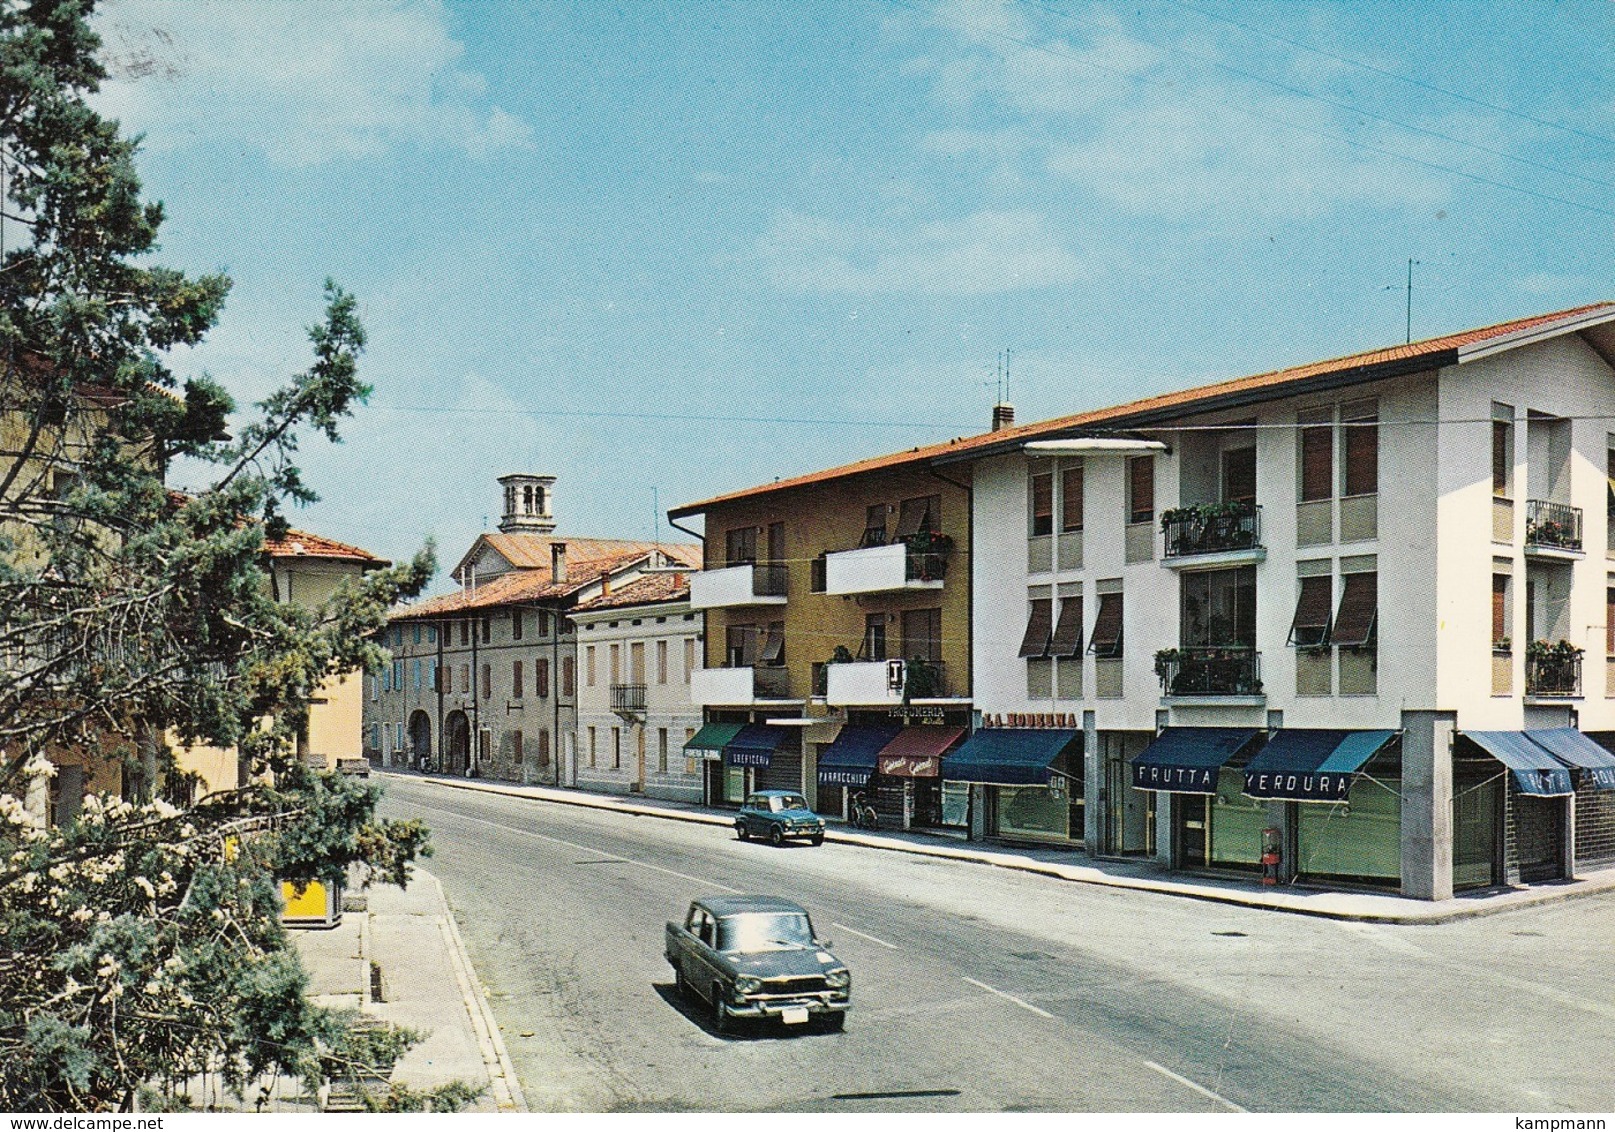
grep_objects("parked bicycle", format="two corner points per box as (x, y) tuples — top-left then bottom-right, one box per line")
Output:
(849, 791), (879, 831)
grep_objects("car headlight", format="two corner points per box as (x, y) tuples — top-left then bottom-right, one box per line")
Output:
(825, 968), (850, 989)
(735, 975), (763, 994)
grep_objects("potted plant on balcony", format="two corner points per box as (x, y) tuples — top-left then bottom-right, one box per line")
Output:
(902, 529), (954, 581)
(1526, 638), (1583, 695)
(1526, 518), (1568, 547)
(902, 655), (944, 702)
(1493, 635), (1511, 654)
(1152, 648), (1183, 690)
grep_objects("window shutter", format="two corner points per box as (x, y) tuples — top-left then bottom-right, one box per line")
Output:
(760, 622), (785, 664)
(1493, 422), (1510, 496)
(1343, 417), (1378, 496)
(1030, 474), (1053, 536)
(1287, 576), (1333, 646)
(1048, 597), (1084, 657)
(1018, 598), (1053, 658)
(1300, 425), (1333, 501)
(1061, 465), (1084, 531)
(1128, 457), (1154, 523)
(1088, 593), (1124, 656)
(1332, 573), (1378, 647)
(1494, 577), (1508, 645)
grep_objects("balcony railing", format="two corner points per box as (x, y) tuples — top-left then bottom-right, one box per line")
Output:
(822, 658), (948, 705)
(898, 531), (954, 581)
(689, 561), (789, 608)
(1525, 500), (1583, 553)
(1161, 502), (1262, 560)
(610, 683), (646, 713)
(1526, 649), (1582, 697)
(1156, 646), (1263, 696)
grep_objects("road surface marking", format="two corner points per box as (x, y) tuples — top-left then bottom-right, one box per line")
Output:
(1142, 1060), (1246, 1112)
(832, 922), (898, 950)
(962, 976), (1054, 1019)
(399, 797), (742, 894)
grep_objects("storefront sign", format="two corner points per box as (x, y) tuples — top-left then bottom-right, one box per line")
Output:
(980, 713), (1080, 729)
(1243, 770), (1354, 802)
(726, 748), (773, 768)
(1583, 767), (1615, 790)
(818, 767), (873, 787)
(888, 705), (948, 720)
(1132, 762), (1216, 793)
(878, 754), (939, 778)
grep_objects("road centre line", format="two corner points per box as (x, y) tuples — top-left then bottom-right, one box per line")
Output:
(400, 797), (742, 895)
(962, 976), (1054, 1019)
(831, 922), (899, 950)
(1143, 1060), (1247, 1113)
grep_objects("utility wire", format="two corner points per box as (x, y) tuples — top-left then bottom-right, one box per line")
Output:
(365, 402), (976, 431)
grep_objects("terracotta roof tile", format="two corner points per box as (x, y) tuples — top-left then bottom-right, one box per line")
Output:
(263, 529), (386, 565)
(669, 301), (1615, 517)
(572, 571), (693, 613)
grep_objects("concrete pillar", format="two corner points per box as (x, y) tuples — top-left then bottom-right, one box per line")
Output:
(1400, 709), (1455, 900)
(1155, 791), (1175, 868)
(1083, 711), (1100, 853)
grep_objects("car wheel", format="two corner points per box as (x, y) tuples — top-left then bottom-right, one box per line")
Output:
(768, 825), (784, 847)
(809, 833), (824, 846)
(714, 992), (736, 1034)
(736, 823), (749, 840)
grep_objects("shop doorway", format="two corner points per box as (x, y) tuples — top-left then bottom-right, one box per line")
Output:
(1103, 732), (1153, 856)
(1453, 775), (1501, 890)
(1176, 794), (1208, 867)
(444, 711), (470, 776)
(407, 711), (432, 770)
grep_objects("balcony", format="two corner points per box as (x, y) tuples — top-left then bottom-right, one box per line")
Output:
(1525, 644), (1582, 699)
(823, 535), (950, 596)
(1156, 646), (1263, 700)
(688, 562), (788, 609)
(689, 664), (792, 706)
(610, 683), (646, 714)
(1524, 500), (1583, 558)
(1161, 502), (1264, 568)
(823, 658), (949, 706)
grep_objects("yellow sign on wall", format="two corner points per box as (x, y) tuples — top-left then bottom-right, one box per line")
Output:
(281, 879), (342, 929)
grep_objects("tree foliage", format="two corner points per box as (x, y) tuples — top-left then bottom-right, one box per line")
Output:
(0, 0), (435, 1111)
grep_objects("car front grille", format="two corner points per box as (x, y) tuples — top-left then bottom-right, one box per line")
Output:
(761, 974), (830, 995)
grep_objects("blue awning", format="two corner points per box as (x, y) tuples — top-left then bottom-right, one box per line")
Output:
(1462, 731), (1575, 797)
(1243, 729), (1398, 802)
(817, 725), (903, 788)
(1131, 728), (1260, 794)
(725, 724), (785, 768)
(941, 728), (1079, 786)
(1526, 729), (1615, 791)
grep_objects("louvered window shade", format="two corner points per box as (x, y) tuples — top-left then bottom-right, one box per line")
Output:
(1287, 576), (1333, 646)
(1018, 599), (1053, 658)
(1332, 573), (1378, 647)
(1049, 597), (1084, 657)
(1030, 474), (1053, 537)
(760, 622), (785, 664)
(1343, 417), (1378, 496)
(1061, 465), (1084, 531)
(1300, 425), (1333, 501)
(1088, 593), (1124, 656)
(1128, 457), (1154, 523)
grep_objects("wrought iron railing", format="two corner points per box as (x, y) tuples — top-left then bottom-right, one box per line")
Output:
(610, 683), (646, 713)
(752, 562), (788, 596)
(1524, 500), (1583, 552)
(1156, 646), (1262, 696)
(898, 531), (954, 581)
(1525, 651), (1582, 697)
(1161, 502), (1262, 559)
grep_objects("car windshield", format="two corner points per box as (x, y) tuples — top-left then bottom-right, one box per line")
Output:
(717, 911), (814, 952)
(768, 794), (809, 813)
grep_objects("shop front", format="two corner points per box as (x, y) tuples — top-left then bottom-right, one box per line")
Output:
(685, 721), (745, 807)
(877, 724), (969, 829)
(1458, 731), (1576, 886)
(816, 724), (901, 820)
(1514, 728), (1615, 873)
(941, 727), (1082, 845)
(726, 723), (796, 799)
(1130, 727), (1262, 870)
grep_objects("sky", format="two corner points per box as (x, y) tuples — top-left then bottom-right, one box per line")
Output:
(88, 0), (1615, 588)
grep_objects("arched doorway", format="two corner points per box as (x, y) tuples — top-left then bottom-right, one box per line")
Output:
(408, 710), (432, 770)
(444, 711), (471, 777)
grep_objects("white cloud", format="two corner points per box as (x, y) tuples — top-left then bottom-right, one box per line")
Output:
(757, 208), (1091, 297)
(94, 0), (533, 166)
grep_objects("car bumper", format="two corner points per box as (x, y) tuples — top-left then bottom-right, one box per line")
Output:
(729, 991), (849, 1019)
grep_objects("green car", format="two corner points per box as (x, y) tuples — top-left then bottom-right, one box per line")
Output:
(735, 790), (825, 846)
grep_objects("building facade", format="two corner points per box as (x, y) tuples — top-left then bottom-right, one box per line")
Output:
(571, 575), (705, 802)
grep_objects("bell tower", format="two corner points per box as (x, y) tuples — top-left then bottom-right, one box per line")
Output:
(497, 473), (557, 534)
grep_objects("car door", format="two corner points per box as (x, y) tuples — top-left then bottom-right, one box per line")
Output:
(740, 795), (760, 835)
(685, 905), (721, 1000)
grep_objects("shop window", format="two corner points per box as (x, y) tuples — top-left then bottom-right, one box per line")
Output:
(1030, 473), (1053, 537)
(1333, 572), (1378, 647)
(1288, 575), (1334, 647)
(1018, 598), (1053, 658)
(1089, 592), (1124, 657)
(1061, 464), (1084, 532)
(1127, 457), (1155, 524)
(1049, 596), (1084, 657)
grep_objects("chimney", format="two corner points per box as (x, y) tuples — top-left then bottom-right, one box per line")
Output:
(991, 402), (1016, 431)
(551, 541), (567, 584)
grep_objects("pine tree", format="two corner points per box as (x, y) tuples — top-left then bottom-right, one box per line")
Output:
(0, 0), (438, 1110)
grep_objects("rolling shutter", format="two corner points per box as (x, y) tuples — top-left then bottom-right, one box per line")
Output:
(1048, 597), (1084, 657)
(1018, 599), (1053, 658)
(1332, 573), (1377, 647)
(1288, 576), (1333, 646)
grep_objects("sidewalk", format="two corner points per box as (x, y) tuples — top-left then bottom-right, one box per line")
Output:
(388, 768), (1615, 925)
(294, 867), (526, 1112)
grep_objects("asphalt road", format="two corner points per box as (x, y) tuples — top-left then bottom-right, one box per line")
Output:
(378, 775), (1615, 1113)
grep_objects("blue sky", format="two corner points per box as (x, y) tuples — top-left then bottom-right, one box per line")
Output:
(91, 0), (1615, 584)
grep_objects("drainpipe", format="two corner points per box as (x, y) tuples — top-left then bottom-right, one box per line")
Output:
(470, 620), (479, 777)
(552, 604), (562, 787)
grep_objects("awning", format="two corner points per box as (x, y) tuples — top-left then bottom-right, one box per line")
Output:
(1131, 728), (1260, 794)
(1462, 731), (1574, 797)
(817, 725), (902, 788)
(1525, 729), (1615, 791)
(724, 724), (785, 768)
(878, 725), (966, 778)
(684, 722), (745, 761)
(1243, 729), (1397, 802)
(941, 728), (1079, 786)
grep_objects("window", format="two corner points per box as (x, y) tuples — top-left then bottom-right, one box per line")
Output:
(480, 617), (491, 644)
(862, 614), (887, 661)
(1608, 586), (1615, 656)
(1496, 576), (1512, 648)
(901, 607), (943, 665)
(1128, 456), (1155, 524)
(1333, 572), (1378, 647)
(1288, 575), (1333, 647)
(459, 664), (469, 694)
(1493, 418), (1512, 496)
(561, 656), (575, 697)
(411, 659), (420, 691)
(428, 624), (438, 644)
(512, 660), (523, 697)
(512, 610), (523, 640)
(1342, 403), (1378, 497)
(658, 728), (669, 773)
(1223, 447), (1256, 504)
(1300, 420), (1333, 502)
(898, 494), (941, 537)
(609, 643), (621, 684)
(611, 727), (621, 769)
(538, 610), (551, 637)
(513, 730), (524, 764)
(725, 526), (758, 566)
(631, 641), (646, 683)
(684, 638), (696, 681)
(726, 624), (759, 667)
(861, 504), (887, 548)
(657, 639), (669, 684)
(1088, 593), (1123, 657)
(1060, 464), (1084, 532)
(481, 662), (492, 699)
(1049, 596), (1084, 658)
(413, 623), (422, 645)
(1030, 473), (1054, 537)
(1018, 598), (1053, 659)
(370, 673), (378, 701)
(810, 552), (827, 593)
(760, 621), (785, 665)
(460, 619), (470, 646)
(1179, 567), (1257, 648)
(588, 727), (597, 768)
(538, 729), (550, 768)
(536, 657), (550, 697)
(586, 645), (597, 686)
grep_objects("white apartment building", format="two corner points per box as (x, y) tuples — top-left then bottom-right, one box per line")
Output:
(571, 575), (705, 802)
(952, 302), (1615, 900)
